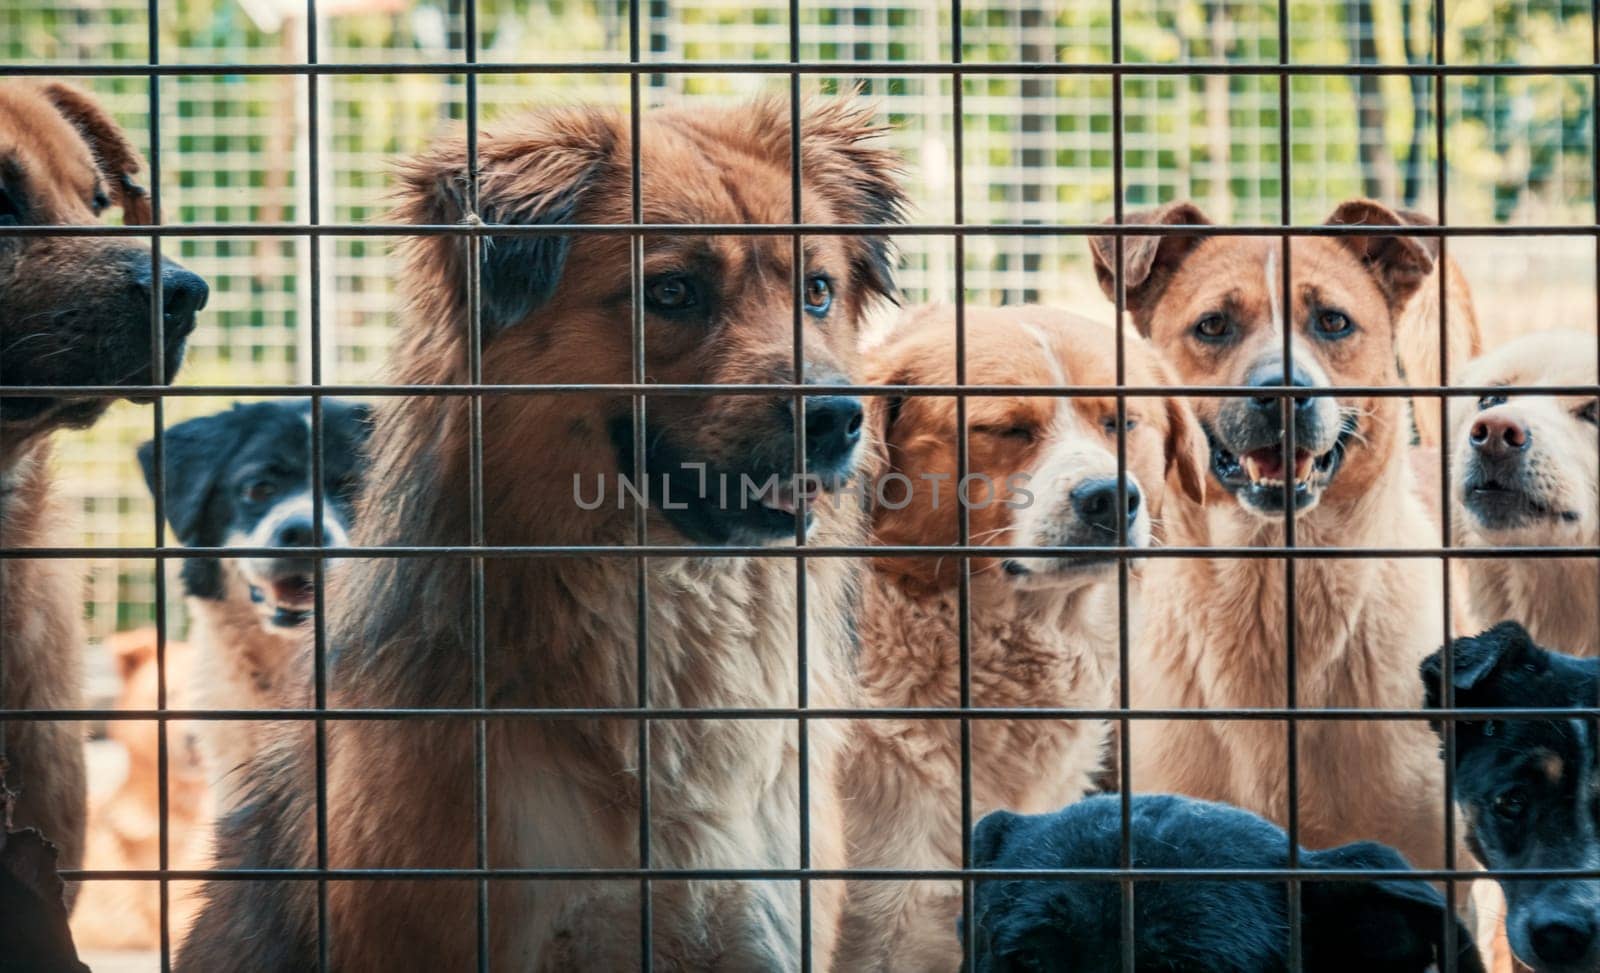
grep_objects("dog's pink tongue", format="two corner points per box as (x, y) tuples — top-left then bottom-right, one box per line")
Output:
(1243, 447), (1285, 481)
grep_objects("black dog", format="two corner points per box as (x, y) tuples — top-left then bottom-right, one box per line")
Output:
(966, 793), (1483, 973)
(1423, 621), (1600, 973)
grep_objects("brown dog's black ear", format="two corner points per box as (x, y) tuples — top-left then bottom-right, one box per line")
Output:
(1324, 199), (1435, 313)
(796, 99), (910, 306)
(1087, 202), (1212, 335)
(40, 82), (152, 225)
(391, 107), (615, 340)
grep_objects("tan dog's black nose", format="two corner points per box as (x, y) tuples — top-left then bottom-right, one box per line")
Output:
(1470, 411), (1529, 454)
(804, 394), (864, 471)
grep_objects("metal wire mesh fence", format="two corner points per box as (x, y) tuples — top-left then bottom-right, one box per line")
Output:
(2, 0), (1598, 969)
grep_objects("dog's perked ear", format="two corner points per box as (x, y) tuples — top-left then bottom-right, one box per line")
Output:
(1087, 202), (1212, 334)
(971, 809), (1021, 868)
(1324, 199), (1435, 315)
(137, 409), (241, 600)
(390, 108), (616, 341)
(795, 99), (911, 305)
(39, 81), (152, 225)
(1301, 842), (1486, 973)
(1420, 620), (1536, 712)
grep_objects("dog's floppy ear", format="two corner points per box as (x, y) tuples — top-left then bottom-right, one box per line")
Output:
(1421, 620), (1535, 712)
(392, 108), (615, 341)
(1324, 199), (1435, 315)
(138, 410), (242, 600)
(1302, 842), (1486, 973)
(971, 809), (1021, 869)
(795, 98), (910, 305)
(40, 82), (152, 225)
(1088, 202), (1212, 335)
(1161, 379), (1207, 509)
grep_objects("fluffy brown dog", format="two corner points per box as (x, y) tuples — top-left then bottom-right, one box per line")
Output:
(1088, 200), (1465, 875)
(833, 305), (1206, 971)
(179, 98), (906, 969)
(71, 630), (210, 951)
(1450, 330), (1600, 656)
(0, 80), (205, 903)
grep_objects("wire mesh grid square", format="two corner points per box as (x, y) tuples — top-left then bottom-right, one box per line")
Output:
(2, 0), (1599, 970)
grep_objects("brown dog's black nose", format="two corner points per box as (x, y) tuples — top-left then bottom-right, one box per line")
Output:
(135, 260), (209, 333)
(1247, 362), (1316, 414)
(1469, 412), (1529, 454)
(1071, 477), (1141, 536)
(804, 394), (864, 470)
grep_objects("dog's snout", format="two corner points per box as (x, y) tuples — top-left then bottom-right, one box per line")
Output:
(1529, 914), (1597, 965)
(273, 516), (317, 548)
(134, 260), (210, 333)
(803, 394), (864, 469)
(1470, 411), (1530, 455)
(1246, 362), (1317, 415)
(1070, 477), (1141, 536)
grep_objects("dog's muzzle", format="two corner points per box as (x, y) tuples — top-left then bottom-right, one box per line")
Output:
(1459, 407), (1567, 530)
(1205, 360), (1348, 515)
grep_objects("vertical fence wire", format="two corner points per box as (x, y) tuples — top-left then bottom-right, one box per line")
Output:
(303, 3), (333, 969)
(143, 0), (171, 966)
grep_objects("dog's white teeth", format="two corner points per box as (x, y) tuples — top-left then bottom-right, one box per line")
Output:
(1243, 454), (1262, 483)
(1293, 450), (1313, 483)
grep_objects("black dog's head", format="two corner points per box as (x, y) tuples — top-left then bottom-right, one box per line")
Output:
(966, 795), (1482, 973)
(0, 81), (205, 457)
(1424, 621), (1600, 973)
(138, 399), (372, 629)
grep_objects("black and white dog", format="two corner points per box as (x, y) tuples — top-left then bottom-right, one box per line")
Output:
(137, 398), (371, 799)
(1424, 621), (1600, 973)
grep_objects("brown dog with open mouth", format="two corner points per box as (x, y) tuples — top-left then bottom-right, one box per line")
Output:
(178, 98), (906, 969)
(1088, 200), (1468, 876)
(834, 304), (1206, 971)
(0, 80), (206, 903)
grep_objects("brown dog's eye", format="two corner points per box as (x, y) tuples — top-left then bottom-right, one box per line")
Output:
(974, 424), (1036, 443)
(1314, 309), (1353, 337)
(644, 274), (701, 314)
(803, 275), (833, 317)
(1193, 313), (1231, 341)
(1102, 417), (1137, 436)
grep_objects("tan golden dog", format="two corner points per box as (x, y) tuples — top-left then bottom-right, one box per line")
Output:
(833, 305), (1205, 971)
(1088, 199), (1467, 875)
(0, 80), (205, 904)
(179, 98), (906, 970)
(1390, 209), (1484, 448)
(71, 630), (210, 951)
(1450, 330), (1600, 656)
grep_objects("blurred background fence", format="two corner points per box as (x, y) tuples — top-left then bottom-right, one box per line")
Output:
(3, 0), (1596, 655)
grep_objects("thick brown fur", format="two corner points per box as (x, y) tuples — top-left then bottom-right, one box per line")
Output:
(1088, 200), (1471, 876)
(70, 630), (210, 950)
(180, 98), (906, 970)
(0, 80), (196, 908)
(1449, 330), (1600, 656)
(832, 305), (1206, 971)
